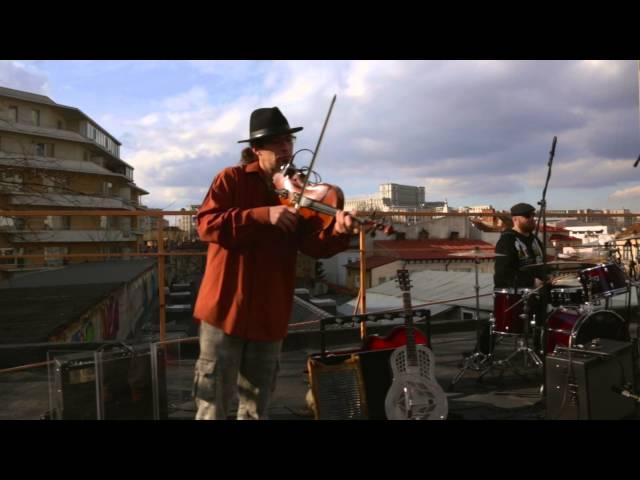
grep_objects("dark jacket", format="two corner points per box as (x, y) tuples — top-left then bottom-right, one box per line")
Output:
(494, 229), (544, 288)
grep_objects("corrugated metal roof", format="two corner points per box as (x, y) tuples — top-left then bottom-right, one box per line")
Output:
(344, 255), (398, 270)
(338, 269), (495, 317)
(372, 239), (495, 260)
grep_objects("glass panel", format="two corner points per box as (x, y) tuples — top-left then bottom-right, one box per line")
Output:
(95, 344), (167, 420)
(151, 337), (199, 420)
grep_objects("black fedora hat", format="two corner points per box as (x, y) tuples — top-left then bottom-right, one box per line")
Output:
(237, 107), (303, 143)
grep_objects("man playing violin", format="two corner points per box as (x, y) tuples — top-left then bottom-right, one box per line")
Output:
(192, 106), (359, 420)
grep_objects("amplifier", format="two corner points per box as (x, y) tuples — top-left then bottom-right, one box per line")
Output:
(308, 347), (396, 420)
(545, 338), (637, 420)
(50, 344), (167, 420)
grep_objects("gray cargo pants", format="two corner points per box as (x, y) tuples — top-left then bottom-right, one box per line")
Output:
(193, 322), (282, 420)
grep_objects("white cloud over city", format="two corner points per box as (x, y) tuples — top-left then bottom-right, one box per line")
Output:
(2, 60), (639, 212)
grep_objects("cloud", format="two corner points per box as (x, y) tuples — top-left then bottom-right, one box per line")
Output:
(611, 185), (640, 200)
(162, 86), (209, 111)
(41, 60), (638, 211)
(0, 60), (50, 95)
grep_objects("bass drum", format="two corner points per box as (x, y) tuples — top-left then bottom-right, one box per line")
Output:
(545, 307), (628, 354)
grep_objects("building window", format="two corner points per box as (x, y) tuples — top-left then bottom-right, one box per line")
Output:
(9, 106), (18, 122)
(33, 143), (55, 157)
(461, 310), (475, 321)
(45, 216), (71, 230)
(102, 181), (113, 195)
(57, 120), (64, 129)
(14, 218), (26, 230)
(44, 246), (68, 266)
(32, 109), (40, 126)
(0, 248), (17, 266)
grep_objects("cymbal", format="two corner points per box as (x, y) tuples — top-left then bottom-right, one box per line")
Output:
(448, 249), (506, 258)
(520, 261), (597, 273)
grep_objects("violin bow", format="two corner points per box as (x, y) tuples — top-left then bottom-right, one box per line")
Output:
(294, 94), (337, 211)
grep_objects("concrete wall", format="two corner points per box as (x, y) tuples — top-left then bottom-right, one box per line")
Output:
(321, 249), (360, 287)
(402, 216), (471, 240)
(49, 266), (158, 342)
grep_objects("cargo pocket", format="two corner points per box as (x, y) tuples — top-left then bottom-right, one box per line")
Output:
(192, 358), (217, 403)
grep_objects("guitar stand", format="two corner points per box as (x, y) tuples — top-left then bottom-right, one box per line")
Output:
(448, 350), (490, 390)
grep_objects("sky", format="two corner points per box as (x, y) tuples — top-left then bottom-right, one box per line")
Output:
(1, 60), (639, 213)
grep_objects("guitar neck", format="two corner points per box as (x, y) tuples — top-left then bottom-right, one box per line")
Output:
(401, 291), (418, 367)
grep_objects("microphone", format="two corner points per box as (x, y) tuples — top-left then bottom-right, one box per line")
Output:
(634, 154), (640, 168)
(611, 385), (640, 403)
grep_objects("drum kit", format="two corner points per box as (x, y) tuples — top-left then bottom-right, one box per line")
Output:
(450, 256), (633, 390)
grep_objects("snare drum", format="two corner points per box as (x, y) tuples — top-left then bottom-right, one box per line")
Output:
(578, 262), (628, 300)
(493, 288), (538, 335)
(544, 307), (628, 354)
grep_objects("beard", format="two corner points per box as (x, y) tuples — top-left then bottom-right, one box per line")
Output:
(520, 221), (535, 234)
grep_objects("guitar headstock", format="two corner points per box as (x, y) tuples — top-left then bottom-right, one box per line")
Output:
(396, 269), (411, 292)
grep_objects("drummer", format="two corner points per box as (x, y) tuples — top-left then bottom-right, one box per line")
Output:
(494, 202), (546, 290)
(478, 202), (548, 354)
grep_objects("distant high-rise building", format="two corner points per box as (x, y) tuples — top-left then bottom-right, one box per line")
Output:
(177, 204), (199, 240)
(344, 182), (428, 224)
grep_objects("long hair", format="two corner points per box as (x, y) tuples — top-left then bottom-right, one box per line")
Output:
(239, 146), (258, 165)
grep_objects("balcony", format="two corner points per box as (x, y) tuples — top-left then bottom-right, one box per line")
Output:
(8, 229), (141, 243)
(0, 153), (127, 179)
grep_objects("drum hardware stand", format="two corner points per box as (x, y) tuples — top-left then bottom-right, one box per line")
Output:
(448, 255), (492, 390)
(478, 291), (543, 381)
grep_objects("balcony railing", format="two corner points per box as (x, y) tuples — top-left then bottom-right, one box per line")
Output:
(8, 192), (137, 210)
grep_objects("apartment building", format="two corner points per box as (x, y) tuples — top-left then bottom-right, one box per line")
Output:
(0, 86), (148, 268)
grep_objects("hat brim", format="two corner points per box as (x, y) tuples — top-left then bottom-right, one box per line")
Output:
(237, 126), (303, 143)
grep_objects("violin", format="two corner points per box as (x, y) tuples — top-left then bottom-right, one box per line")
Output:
(272, 165), (394, 236)
(272, 93), (393, 236)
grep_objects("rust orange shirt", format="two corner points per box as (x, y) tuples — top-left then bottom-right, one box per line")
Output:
(193, 161), (352, 341)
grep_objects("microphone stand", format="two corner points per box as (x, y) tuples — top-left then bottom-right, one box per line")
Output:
(534, 136), (557, 399)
